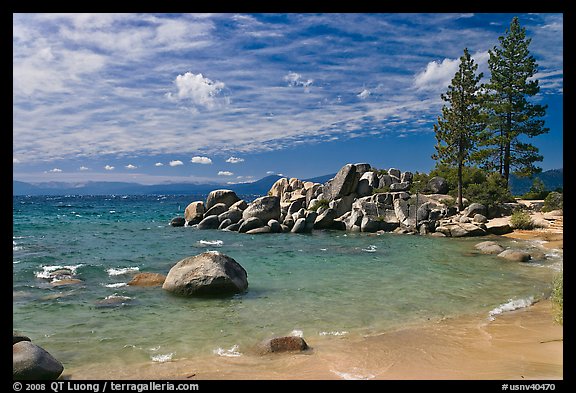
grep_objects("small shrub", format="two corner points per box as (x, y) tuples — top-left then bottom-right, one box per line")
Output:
(542, 191), (563, 212)
(308, 199), (329, 211)
(373, 168), (388, 176)
(372, 186), (390, 194)
(510, 210), (534, 229)
(551, 272), (563, 325)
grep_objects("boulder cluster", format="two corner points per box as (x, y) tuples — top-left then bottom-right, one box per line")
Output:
(171, 162), (515, 237)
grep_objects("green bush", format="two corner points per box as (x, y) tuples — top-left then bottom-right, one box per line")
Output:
(308, 199), (329, 211)
(510, 210), (534, 229)
(372, 186), (390, 194)
(551, 272), (563, 325)
(542, 191), (563, 212)
(465, 172), (515, 210)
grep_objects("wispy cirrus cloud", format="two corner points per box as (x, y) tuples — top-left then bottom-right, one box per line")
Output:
(12, 13), (562, 182)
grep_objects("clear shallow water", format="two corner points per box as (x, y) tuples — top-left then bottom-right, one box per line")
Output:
(13, 195), (561, 370)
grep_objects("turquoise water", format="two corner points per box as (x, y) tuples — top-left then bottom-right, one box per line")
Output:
(12, 195), (561, 370)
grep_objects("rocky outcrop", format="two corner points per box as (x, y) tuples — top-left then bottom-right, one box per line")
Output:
(258, 336), (309, 354)
(181, 162), (523, 239)
(242, 196), (280, 222)
(163, 251), (248, 296)
(324, 164), (359, 201)
(205, 190), (240, 211)
(13, 339), (64, 380)
(425, 176), (448, 194)
(184, 201), (205, 225)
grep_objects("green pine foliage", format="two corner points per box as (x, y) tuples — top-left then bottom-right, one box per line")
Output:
(510, 209), (534, 230)
(432, 48), (484, 210)
(476, 17), (549, 186)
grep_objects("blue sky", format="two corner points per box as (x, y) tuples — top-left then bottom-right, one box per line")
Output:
(13, 13), (563, 185)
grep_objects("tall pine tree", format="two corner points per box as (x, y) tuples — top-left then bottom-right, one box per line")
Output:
(477, 17), (549, 187)
(433, 48), (484, 211)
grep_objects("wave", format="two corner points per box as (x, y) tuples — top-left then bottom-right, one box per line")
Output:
(362, 245), (377, 253)
(198, 240), (224, 247)
(319, 331), (348, 336)
(488, 296), (534, 321)
(104, 283), (128, 288)
(151, 353), (174, 363)
(330, 368), (375, 380)
(213, 344), (241, 357)
(290, 329), (304, 337)
(35, 264), (83, 279)
(13, 241), (23, 251)
(107, 267), (139, 276)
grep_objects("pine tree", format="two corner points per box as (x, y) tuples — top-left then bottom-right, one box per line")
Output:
(478, 17), (549, 187)
(432, 48), (484, 211)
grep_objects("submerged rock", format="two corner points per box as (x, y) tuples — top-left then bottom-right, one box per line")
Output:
(162, 251), (248, 296)
(474, 241), (505, 254)
(169, 217), (186, 227)
(128, 272), (166, 287)
(497, 249), (532, 262)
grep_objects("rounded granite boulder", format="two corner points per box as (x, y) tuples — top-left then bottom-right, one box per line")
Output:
(162, 251), (248, 296)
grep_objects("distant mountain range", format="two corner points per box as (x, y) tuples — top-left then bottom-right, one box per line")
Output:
(508, 168), (563, 195)
(12, 169), (561, 197)
(12, 173), (337, 197)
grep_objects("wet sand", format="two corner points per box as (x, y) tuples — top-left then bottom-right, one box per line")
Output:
(66, 299), (562, 380)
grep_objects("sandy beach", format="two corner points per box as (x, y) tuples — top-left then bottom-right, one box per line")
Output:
(65, 216), (563, 381)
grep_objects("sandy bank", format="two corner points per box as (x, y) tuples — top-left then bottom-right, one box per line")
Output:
(65, 299), (562, 380)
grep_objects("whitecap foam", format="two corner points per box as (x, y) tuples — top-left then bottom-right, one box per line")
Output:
(151, 353), (174, 363)
(104, 283), (128, 288)
(35, 264), (83, 279)
(330, 369), (375, 380)
(362, 245), (377, 252)
(290, 329), (304, 337)
(213, 344), (242, 357)
(319, 331), (348, 336)
(107, 267), (139, 276)
(488, 296), (534, 321)
(198, 240), (224, 247)
(103, 294), (132, 301)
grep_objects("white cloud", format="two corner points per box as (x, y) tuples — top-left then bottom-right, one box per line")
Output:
(169, 160), (184, 167)
(218, 171), (234, 176)
(49, 168), (62, 173)
(266, 171), (275, 174)
(358, 89), (371, 99)
(79, 166), (89, 171)
(125, 164), (137, 169)
(13, 158), (21, 164)
(104, 165), (115, 171)
(166, 72), (225, 110)
(414, 51), (489, 92)
(414, 57), (460, 91)
(284, 71), (313, 92)
(226, 156), (245, 163)
(154, 162), (164, 167)
(191, 156), (212, 164)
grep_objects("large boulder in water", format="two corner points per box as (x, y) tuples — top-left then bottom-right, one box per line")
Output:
(13, 341), (64, 380)
(242, 196), (281, 222)
(163, 251), (248, 296)
(205, 190), (240, 211)
(184, 201), (205, 225)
